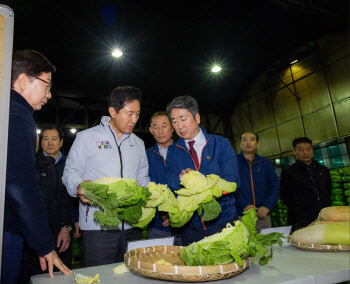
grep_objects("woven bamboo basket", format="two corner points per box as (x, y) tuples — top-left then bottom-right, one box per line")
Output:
(124, 245), (249, 282)
(287, 236), (350, 252)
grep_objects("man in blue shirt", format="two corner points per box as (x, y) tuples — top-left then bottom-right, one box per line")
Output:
(165, 96), (240, 245)
(146, 111), (174, 238)
(236, 132), (280, 232)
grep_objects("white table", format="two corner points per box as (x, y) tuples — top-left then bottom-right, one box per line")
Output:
(31, 244), (350, 284)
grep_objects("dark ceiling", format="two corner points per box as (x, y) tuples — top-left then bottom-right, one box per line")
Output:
(3, 0), (349, 123)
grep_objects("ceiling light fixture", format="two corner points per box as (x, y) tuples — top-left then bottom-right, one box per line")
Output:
(112, 49), (123, 57)
(211, 66), (221, 73)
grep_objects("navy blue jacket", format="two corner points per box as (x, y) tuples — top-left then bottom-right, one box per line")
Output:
(5, 90), (53, 256)
(166, 126), (240, 229)
(146, 142), (175, 231)
(236, 153), (280, 215)
(146, 143), (174, 184)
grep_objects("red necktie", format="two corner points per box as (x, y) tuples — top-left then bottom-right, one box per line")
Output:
(188, 140), (199, 169)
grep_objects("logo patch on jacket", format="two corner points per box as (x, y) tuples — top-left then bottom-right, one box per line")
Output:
(206, 156), (211, 159)
(96, 141), (111, 149)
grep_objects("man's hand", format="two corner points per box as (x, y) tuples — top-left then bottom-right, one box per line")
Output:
(39, 250), (72, 277)
(162, 219), (170, 228)
(257, 206), (270, 220)
(160, 212), (170, 228)
(179, 168), (193, 179)
(57, 228), (71, 253)
(73, 222), (82, 238)
(77, 180), (92, 204)
(244, 204), (258, 212)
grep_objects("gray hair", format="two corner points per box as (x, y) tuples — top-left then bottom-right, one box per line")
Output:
(166, 96), (199, 118)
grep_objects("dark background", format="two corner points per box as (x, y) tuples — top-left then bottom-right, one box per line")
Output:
(3, 0), (349, 150)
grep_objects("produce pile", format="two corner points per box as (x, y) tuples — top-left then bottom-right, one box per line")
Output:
(271, 198), (288, 227)
(179, 209), (284, 266)
(79, 171), (237, 229)
(290, 206), (350, 246)
(330, 167), (350, 206)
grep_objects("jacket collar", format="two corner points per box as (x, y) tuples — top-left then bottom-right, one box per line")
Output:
(100, 116), (112, 129)
(296, 159), (317, 168)
(152, 140), (174, 153)
(11, 89), (34, 115)
(237, 152), (261, 163)
(100, 116), (131, 142)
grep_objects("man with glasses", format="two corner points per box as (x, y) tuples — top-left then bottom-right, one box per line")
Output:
(3, 50), (71, 284)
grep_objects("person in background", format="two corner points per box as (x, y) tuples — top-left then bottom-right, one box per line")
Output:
(146, 111), (174, 239)
(165, 96), (240, 246)
(20, 125), (73, 283)
(236, 132), (280, 232)
(3, 50), (71, 284)
(280, 137), (332, 231)
(63, 86), (150, 267)
(40, 125), (81, 239)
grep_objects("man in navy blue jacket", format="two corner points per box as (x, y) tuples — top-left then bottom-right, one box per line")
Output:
(146, 111), (174, 238)
(165, 96), (240, 245)
(236, 132), (280, 232)
(3, 50), (71, 283)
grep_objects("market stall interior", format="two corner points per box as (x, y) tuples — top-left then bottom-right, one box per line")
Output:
(1, 1), (350, 284)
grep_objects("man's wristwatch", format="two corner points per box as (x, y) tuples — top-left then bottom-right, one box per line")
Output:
(62, 225), (72, 232)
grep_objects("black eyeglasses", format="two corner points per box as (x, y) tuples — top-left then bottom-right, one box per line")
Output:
(28, 74), (52, 92)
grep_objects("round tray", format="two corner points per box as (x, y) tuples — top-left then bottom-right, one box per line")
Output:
(288, 236), (350, 252)
(124, 245), (249, 282)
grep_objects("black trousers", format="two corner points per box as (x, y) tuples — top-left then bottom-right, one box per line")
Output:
(181, 217), (237, 246)
(83, 228), (142, 267)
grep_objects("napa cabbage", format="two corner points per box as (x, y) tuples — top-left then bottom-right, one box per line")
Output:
(179, 209), (284, 266)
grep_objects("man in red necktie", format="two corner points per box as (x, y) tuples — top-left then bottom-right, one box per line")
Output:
(165, 96), (241, 245)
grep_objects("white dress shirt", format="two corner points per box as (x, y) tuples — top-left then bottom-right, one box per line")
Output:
(185, 128), (206, 161)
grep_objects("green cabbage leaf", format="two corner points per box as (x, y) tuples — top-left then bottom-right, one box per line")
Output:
(179, 209), (284, 266)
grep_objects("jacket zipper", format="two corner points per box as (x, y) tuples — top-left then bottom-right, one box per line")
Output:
(154, 150), (166, 166)
(249, 162), (256, 206)
(85, 125), (130, 228)
(109, 125), (130, 230)
(309, 165), (321, 207)
(245, 159), (260, 207)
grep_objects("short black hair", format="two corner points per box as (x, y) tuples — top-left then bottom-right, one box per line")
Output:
(241, 132), (259, 142)
(11, 50), (56, 87)
(149, 111), (171, 126)
(292, 137), (312, 148)
(41, 124), (64, 141)
(108, 86), (142, 113)
(165, 96), (199, 118)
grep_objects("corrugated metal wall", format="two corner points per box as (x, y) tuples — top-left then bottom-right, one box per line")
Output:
(230, 31), (350, 157)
